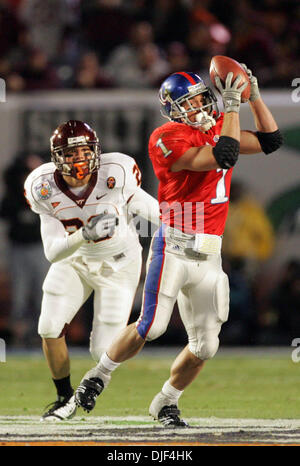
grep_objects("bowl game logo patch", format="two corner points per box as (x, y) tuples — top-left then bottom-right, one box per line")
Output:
(107, 176), (116, 189)
(35, 181), (52, 200)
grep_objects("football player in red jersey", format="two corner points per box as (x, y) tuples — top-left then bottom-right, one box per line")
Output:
(75, 67), (283, 426)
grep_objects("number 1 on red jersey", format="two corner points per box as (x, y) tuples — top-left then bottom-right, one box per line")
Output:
(211, 169), (229, 204)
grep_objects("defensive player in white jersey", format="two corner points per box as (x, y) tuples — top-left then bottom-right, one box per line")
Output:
(24, 120), (159, 421)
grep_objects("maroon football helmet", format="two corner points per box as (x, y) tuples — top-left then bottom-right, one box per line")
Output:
(50, 120), (101, 180)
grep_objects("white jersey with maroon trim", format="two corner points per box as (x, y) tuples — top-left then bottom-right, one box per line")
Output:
(24, 152), (157, 269)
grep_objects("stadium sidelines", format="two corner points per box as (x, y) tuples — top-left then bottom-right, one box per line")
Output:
(1, 415), (300, 446)
(5, 345), (294, 356)
(4, 345), (294, 363)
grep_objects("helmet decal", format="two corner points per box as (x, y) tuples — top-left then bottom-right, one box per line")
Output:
(176, 71), (198, 84)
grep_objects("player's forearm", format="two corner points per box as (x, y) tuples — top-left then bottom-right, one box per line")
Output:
(249, 97), (278, 132)
(221, 112), (240, 141)
(242, 99), (283, 154)
(40, 214), (86, 263)
(43, 229), (85, 263)
(240, 130), (261, 154)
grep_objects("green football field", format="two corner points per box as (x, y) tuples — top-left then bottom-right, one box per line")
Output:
(1, 346), (299, 420)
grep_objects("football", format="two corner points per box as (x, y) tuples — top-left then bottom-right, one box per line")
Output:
(209, 55), (251, 102)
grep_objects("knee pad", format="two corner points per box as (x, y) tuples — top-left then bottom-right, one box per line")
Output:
(38, 291), (71, 339)
(137, 303), (170, 342)
(182, 270), (229, 360)
(144, 304), (169, 342)
(38, 310), (68, 338)
(189, 329), (220, 360)
(38, 318), (66, 339)
(137, 288), (175, 341)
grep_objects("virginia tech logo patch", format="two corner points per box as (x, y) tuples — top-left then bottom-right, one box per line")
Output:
(35, 181), (52, 200)
(75, 199), (85, 207)
(107, 176), (116, 189)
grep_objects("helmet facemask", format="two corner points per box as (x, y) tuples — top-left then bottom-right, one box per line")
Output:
(162, 82), (219, 131)
(52, 142), (100, 180)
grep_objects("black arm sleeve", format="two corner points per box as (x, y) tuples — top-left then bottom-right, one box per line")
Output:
(212, 136), (240, 169)
(256, 129), (283, 154)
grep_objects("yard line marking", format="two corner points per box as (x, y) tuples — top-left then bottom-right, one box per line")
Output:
(1, 416), (300, 445)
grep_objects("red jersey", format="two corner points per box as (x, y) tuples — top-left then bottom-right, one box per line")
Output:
(148, 114), (233, 235)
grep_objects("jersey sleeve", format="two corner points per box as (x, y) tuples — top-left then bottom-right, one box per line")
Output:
(149, 126), (199, 170)
(24, 171), (51, 216)
(40, 213), (85, 263)
(119, 154), (142, 202)
(127, 188), (160, 227)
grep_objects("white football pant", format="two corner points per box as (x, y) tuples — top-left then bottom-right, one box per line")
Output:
(39, 253), (142, 361)
(136, 225), (229, 360)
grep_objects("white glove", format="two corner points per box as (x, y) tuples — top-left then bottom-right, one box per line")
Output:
(240, 63), (260, 102)
(215, 72), (248, 113)
(82, 212), (118, 241)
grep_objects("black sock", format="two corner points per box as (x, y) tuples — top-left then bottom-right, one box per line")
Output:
(53, 375), (73, 399)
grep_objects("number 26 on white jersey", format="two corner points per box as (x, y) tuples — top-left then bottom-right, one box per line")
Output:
(211, 169), (229, 204)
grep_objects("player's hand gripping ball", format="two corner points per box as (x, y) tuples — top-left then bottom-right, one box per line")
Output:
(209, 55), (251, 102)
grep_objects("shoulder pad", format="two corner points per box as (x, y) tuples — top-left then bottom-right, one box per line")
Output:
(101, 152), (136, 167)
(24, 163), (55, 214)
(100, 152), (138, 188)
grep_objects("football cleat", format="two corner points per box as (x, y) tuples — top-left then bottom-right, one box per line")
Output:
(74, 377), (104, 412)
(149, 392), (189, 428)
(157, 405), (189, 428)
(40, 394), (77, 421)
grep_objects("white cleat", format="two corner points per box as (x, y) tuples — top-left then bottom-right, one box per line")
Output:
(40, 395), (77, 421)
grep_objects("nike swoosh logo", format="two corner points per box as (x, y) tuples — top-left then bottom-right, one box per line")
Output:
(96, 194), (107, 200)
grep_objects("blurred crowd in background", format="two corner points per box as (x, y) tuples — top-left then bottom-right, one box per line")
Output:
(0, 0), (299, 92)
(0, 0), (299, 349)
